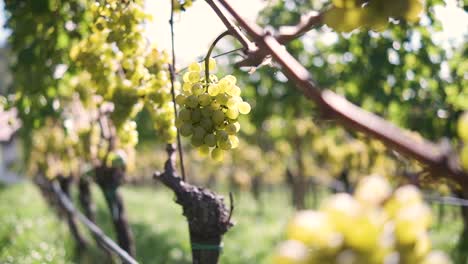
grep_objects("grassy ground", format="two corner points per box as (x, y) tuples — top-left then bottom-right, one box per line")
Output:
(0, 182), (464, 263)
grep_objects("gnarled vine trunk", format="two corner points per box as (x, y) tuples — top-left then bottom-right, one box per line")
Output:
(155, 144), (233, 264)
(95, 166), (135, 257)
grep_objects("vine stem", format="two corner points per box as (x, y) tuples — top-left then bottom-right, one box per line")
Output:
(169, 0), (187, 181)
(204, 30), (231, 82)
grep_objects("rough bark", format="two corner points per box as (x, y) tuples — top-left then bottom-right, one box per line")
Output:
(155, 144), (233, 264)
(95, 166), (136, 257)
(57, 176), (88, 251)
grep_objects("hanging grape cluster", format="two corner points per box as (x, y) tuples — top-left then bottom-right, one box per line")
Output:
(324, 0), (424, 32)
(70, 0), (176, 143)
(175, 59), (251, 161)
(273, 175), (452, 264)
(458, 112), (468, 170)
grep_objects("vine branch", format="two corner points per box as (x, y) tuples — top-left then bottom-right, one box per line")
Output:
(205, 30), (231, 81)
(169, 0), (187, 181)
(209, 0), (468, 189)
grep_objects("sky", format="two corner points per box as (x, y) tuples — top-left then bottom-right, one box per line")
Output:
(0, 0), (466, 66)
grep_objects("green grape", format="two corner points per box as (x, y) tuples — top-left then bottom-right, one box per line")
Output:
(193, 126), (206, 139)
(208, 84), (220, 96)
(180, 123), (193, 136)
(211, 147), (224, 161)
(226, 97), (239, 109)
(200, 118), (213, 131)
(460, 145), (468, 171)
(185, 95), (199, 108)
(201, 108), (213, 117)
(225, 123), (239, 135)
(226, 108), (239, 119)
(458, 112), (468, 142)
(238, 101), (251, 114)
(175, 118), (184, 128)
(216, 93), (229, 105)
(191, 108), (202, 123)
(188, 71), (200, 83)
(183, 82), (192, 92)
(192, 83), (204, 96)
(189, 62), (201, 72)
(210, 100), (221, 110)
(175, 94), (186, 105)
(212, 110), (225, 125)
(179, 108), (191, 121)
(229, 135), (239, 149)
(199, 93), (212, 106)
(204, 133), (217, 147)
(198, 145), (210, 156)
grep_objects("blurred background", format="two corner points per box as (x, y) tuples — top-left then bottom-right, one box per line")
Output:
(0, 0), (467, 263)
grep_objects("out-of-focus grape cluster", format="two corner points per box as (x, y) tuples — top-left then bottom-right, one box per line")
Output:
(324, 0), (425, 32)
(458, 112), (468, 170)
(273, 175), (452, 264)
(70, 0), (176, 143)
(29, 119), (79, 180)
(176, 59), (251, 161)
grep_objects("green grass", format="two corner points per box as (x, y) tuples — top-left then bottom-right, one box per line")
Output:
(0, 182), (464, 263)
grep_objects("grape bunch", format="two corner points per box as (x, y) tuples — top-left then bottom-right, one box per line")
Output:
(71, 0), (176, 143)
(273, 175), (452, 264)
(175, 59), (251, 161)
(458, 112), (468, 170)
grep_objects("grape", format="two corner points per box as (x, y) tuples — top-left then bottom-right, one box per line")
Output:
(179, 123), (192, 136)
(226, 108), (239, 119)
(225, 123), (239, 135)
(461, 145), (468, 170)
(208, 84), (220, 96)
(198, 145), (210, 156)
(212, 110), (225, 125)
(458, 112), (468, 142)
(229, 135), (239, 148)
(200, 118), (213, 131)
(179, 108), (191, 121)
(211, 147), (224, 161)
(188, 71), (200, 83)
(185, 95), (199, 108)
(193, 126), (206, 139)
(238, 101), (251, 114)
(191, 108), (202, 123)
(189, 62), (201, 72)
(204, 134), (217, 147)
(199, 93), (212, 106)
(175, 94), (186, 105)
